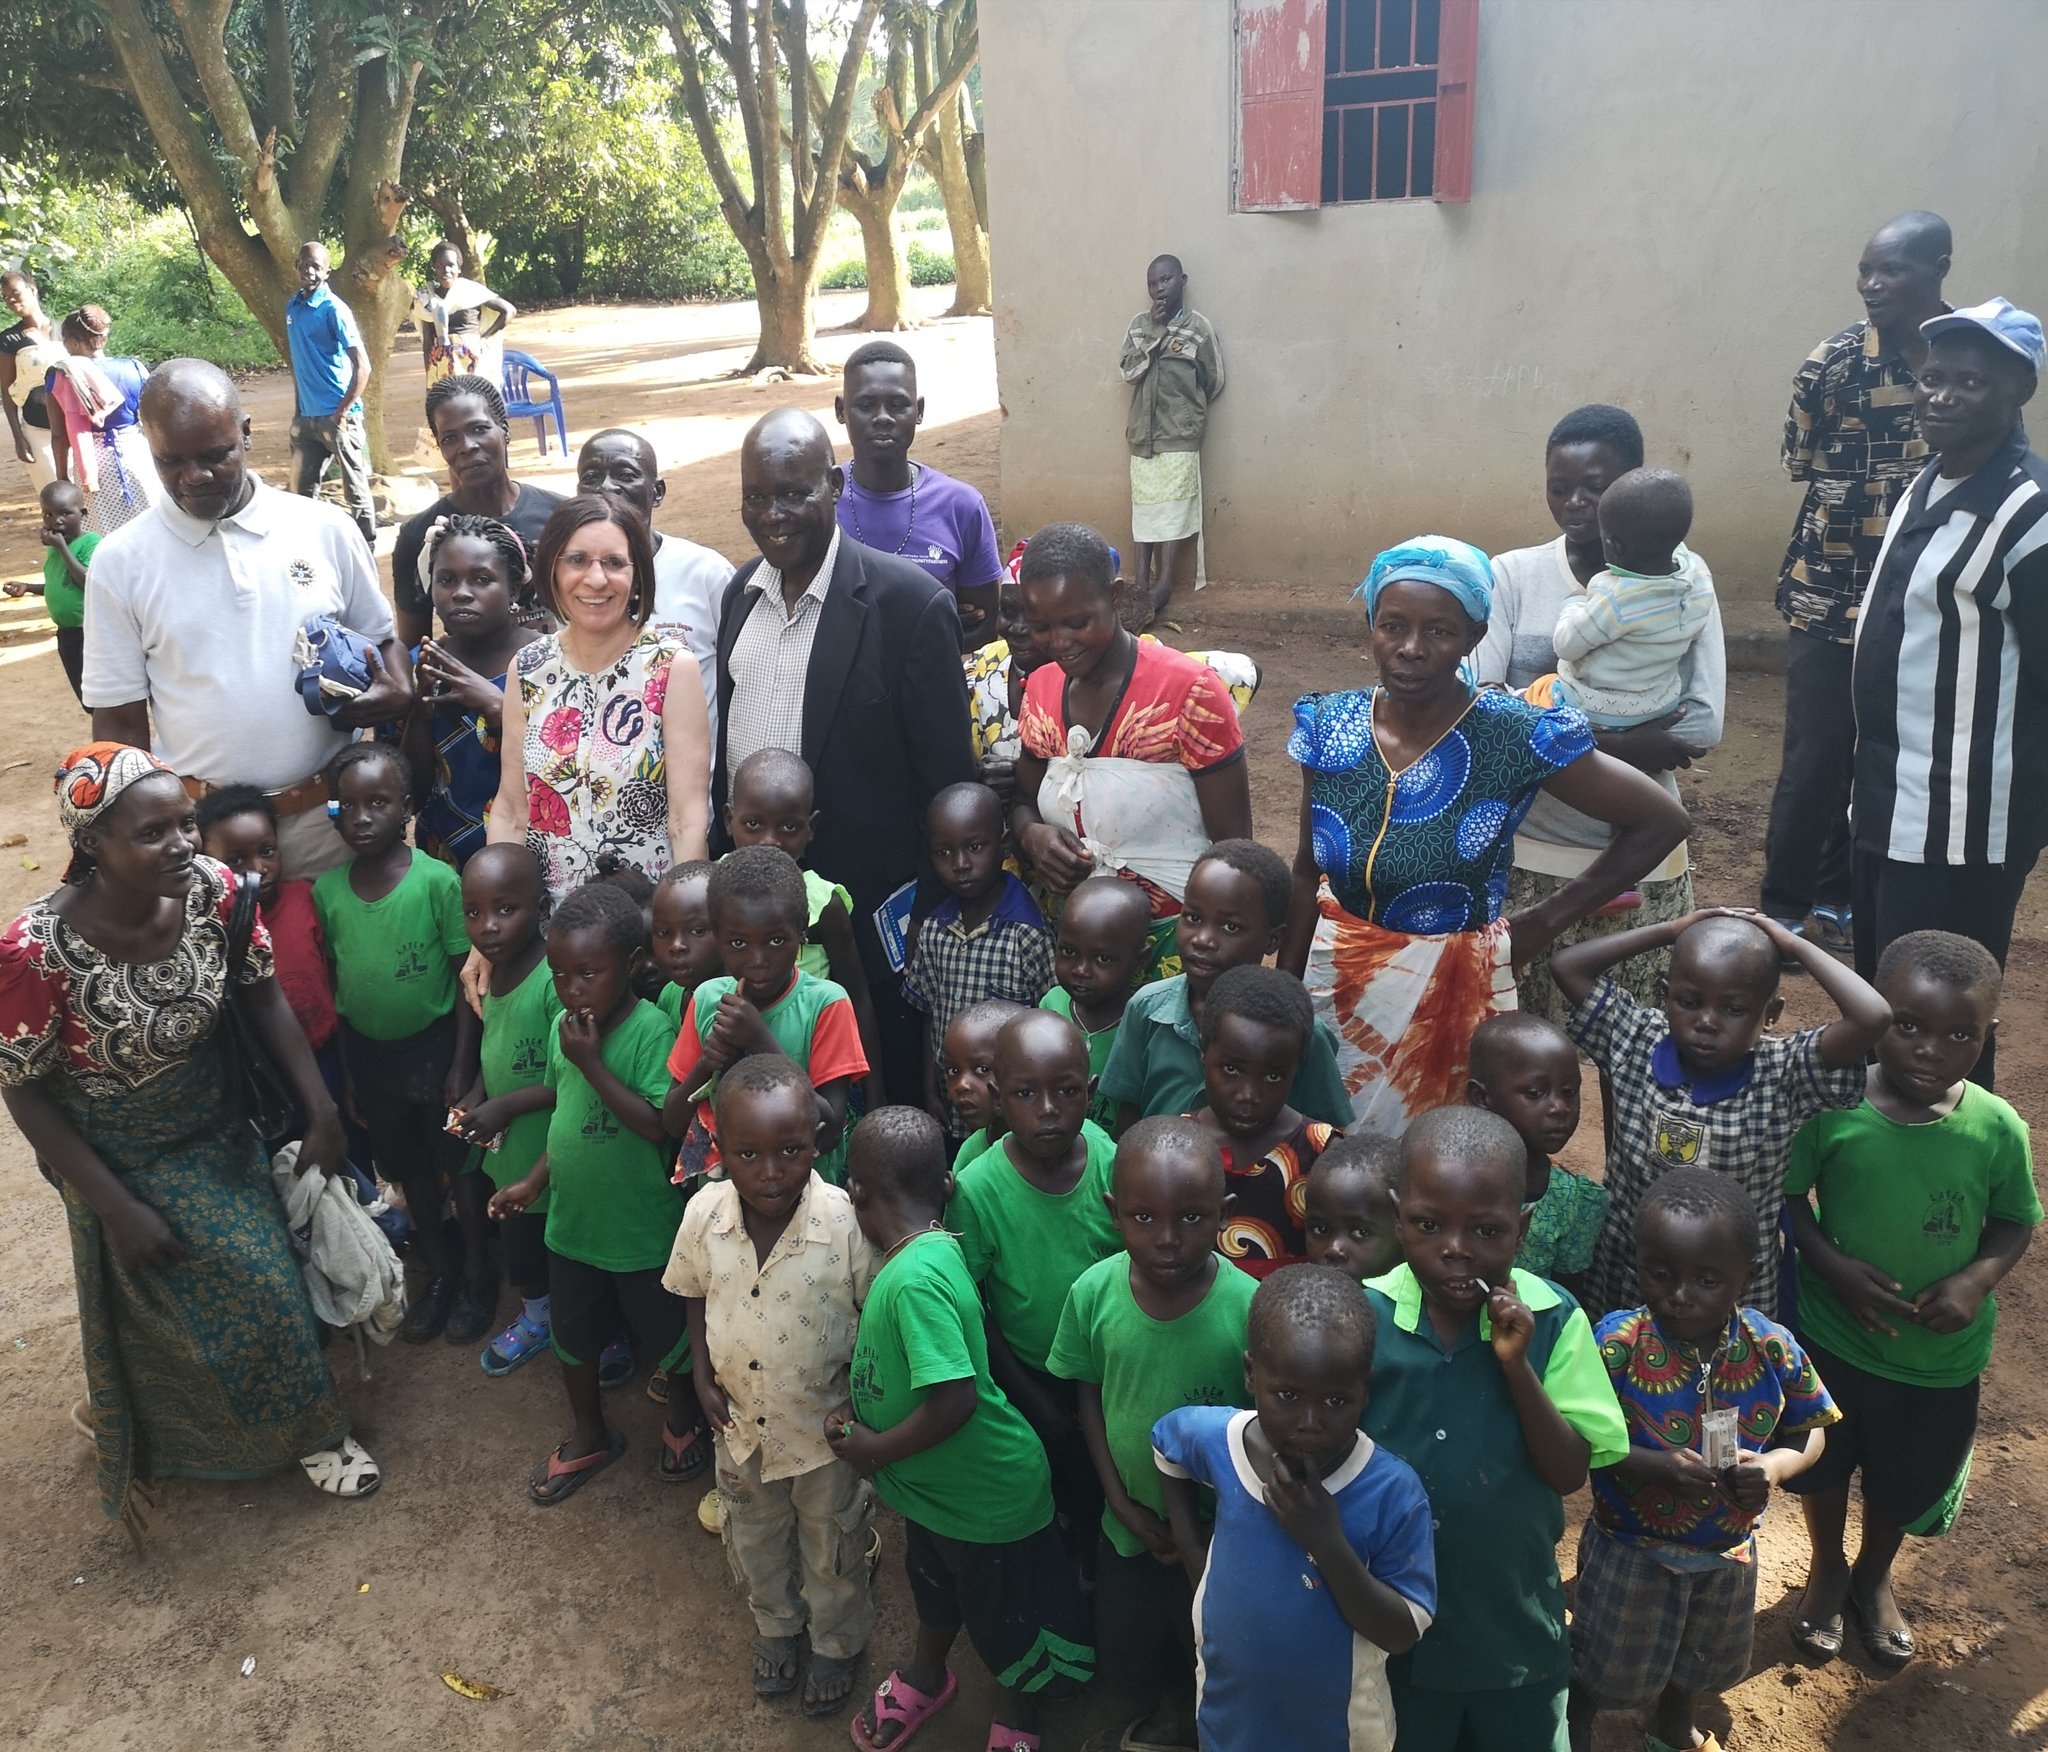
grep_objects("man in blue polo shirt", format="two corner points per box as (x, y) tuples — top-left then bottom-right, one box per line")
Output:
(285, 241), (375, 548)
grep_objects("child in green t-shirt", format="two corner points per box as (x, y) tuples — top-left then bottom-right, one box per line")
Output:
(449, 845), (558, 1376)
(311, 744), (481, 1344)
(1784, 931), (2040, 1670)
(660, 846), (869, 1184)
(1303, 1132), (1405, 1282)
(1466, 1012), (1607, 1302)
(649, 859), (720, 1026)
(830, 1106), (1093, 1752)
(1039, 873), (1154, 1133)
(950, 1009), (1123, 1565)
(941, 997), (1028, 1171)
(723, 747), (885, 1083)
(1048, 1114), (1255, 1751)
(488, 883), (711, 1504)
(4, 480), (97, 702)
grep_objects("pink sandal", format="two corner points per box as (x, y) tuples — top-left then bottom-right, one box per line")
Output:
(849, 1667), (957, 1751)
(986, 1730), (1041, 1751)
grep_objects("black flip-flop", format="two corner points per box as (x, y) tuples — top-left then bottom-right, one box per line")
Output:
(1846, 1593), (1914, 1669)
(527, 1431), (626, 1506)
(658, 1420), (711, 1483)
(802, 1650), (859, 1717)
(754, 1635), (801, 1699)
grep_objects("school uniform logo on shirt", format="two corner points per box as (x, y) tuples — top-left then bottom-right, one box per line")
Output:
(1654, 1110), (1705, 1167)
(392, 942), (431, 983)
(1922, 1188), (1963, 1242)
(512, 1039), (547, 1079)
(581, 1107), (621, 1144)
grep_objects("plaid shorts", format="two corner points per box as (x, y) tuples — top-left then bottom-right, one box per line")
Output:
(1569, 1521), (1756, 1710)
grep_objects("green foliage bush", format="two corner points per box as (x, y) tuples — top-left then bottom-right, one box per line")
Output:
(819, 256), (868, 291)
(908, 241), (956, 287)
(38, 199), (277, 370)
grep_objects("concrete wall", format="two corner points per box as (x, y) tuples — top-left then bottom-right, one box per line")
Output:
(979, 0), (2048, 610)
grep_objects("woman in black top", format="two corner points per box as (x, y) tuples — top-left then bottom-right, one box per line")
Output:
(391, 374), (562, 647)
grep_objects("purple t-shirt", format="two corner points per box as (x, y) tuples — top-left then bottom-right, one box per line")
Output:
(836, 463), (1002, 595)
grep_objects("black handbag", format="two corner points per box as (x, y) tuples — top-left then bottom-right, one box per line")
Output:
(219, 872), (298, 1153)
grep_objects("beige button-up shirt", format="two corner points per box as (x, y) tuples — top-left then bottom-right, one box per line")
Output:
(723, 525), (841, 792)
(662, 1171), (875, 1479)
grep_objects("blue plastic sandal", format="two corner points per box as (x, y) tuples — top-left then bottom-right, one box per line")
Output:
(480, 1309), (551, 1377)
(598, 1335), (634, 1390)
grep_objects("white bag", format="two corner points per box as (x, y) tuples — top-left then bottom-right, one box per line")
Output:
(272, 1145), (407, 1365)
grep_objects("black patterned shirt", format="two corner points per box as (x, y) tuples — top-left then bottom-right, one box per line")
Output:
(1777, 319), (1937, 643)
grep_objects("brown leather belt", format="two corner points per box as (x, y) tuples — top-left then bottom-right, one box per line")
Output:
(181, 771), (331, 818)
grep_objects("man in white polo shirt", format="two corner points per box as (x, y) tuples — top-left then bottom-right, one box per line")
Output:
(83, 359), (412, 879)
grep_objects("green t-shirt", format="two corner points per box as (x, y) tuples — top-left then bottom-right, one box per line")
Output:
(1515, 1163), (1608, 1281)
(1047, 1253), (1256, 1556)
(952, 1126), (992, 1173)
(476, 957), (560, 1204)
(949, 1120), (1122, 1372)
(849, 1229), (1053, 1544)
(656, 980), (690, 1026)
(312, 848), (468, 1041)
(1786, 1088), (2040, 1387)
(1097, 974), (1356, 1128)
(800, 867), (853, 984)
(41, 531), (98, 629)
(541, 999), (681, 1272)
(1039, 985), (1122, 1132)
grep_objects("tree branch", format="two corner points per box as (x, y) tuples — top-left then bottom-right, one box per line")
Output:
(261, 0), (298, 140)
(162, 0), (294, 266)
(288, 16), (355, 242)
(664, 2), (765, 251)
(95, 0), (282, 338)
(792, 0), (882, 260)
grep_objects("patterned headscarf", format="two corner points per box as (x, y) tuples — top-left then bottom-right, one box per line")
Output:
(1357, 535), (1495, 626)
(55, 742), (175, 839)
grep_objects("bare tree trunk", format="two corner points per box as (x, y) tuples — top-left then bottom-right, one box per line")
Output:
(932, 89), (990, 316)
(747, 254), (822, 376)
(419, 188), (478, 272)
(335, 63), (421, 475)
(846, 192), (916, 330)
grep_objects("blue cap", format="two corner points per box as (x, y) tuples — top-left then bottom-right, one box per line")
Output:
(1921, 297), (2045, 373)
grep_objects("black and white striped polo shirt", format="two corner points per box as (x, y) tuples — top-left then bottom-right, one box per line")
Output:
(1851, 426), (2048, 866)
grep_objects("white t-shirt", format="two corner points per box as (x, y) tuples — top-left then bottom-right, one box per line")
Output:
(650, 531), (735, 722)
(1475, 534), (1725, 877)
(81, 480), (395, 789)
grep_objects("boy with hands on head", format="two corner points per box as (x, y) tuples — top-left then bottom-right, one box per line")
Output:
(663, 1054), (876, 1716)
(1550, 906), (1890, 1318)
(830, 1107), (1093, 1752)
(1783, 931), (2039, 1669)
(1151, 1265), (1437, 1752)
(1570, 1170), (1837, 1752)
(1048, 1116), (1257, 1750)
(1363, 1106), (1629, 1752)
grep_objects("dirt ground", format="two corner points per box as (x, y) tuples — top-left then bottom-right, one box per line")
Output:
(1, 291), (2043, 1751)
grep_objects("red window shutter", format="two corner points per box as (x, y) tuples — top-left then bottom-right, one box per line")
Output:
(1431, 0), (1479, 203)
(1234, 0), (1327, 211)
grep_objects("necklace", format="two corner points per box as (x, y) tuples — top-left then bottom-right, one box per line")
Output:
(882, 1220), (945, 1261)
(848, 464), (919, 555)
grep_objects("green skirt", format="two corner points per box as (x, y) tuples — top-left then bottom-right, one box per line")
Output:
(56, 1049), (346, 1525)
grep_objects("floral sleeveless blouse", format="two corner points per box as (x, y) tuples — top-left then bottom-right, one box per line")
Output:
(515, 629), (681, 900)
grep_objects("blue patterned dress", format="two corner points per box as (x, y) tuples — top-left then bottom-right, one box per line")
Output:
(1287, 687), (1594, 1134)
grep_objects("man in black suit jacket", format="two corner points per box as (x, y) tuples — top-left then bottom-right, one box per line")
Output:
(714, 408), (974, 1102)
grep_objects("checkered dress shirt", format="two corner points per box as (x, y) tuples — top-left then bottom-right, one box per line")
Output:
(724, 525), (842, 793)
(901, 875), (1056, 1111)
(1567, 976), (1864, 1320)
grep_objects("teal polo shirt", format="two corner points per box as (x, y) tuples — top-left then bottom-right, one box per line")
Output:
(1098, 973), (1356, 1127)
(1362, 1265), (1627, 1694)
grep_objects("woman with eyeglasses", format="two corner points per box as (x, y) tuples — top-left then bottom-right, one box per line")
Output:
(390, 374), (563, 648)
(485, 495), (711, 907)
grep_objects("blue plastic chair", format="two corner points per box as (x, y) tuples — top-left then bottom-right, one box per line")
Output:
(501, 348), (568, 458)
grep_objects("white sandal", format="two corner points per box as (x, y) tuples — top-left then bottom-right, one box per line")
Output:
(299, 1436), (382, 1498)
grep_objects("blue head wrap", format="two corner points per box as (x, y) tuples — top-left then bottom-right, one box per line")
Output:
(1357, 535), (1494, 625)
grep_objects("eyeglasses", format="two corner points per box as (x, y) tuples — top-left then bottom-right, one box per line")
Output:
(559, 550), (633, 579)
